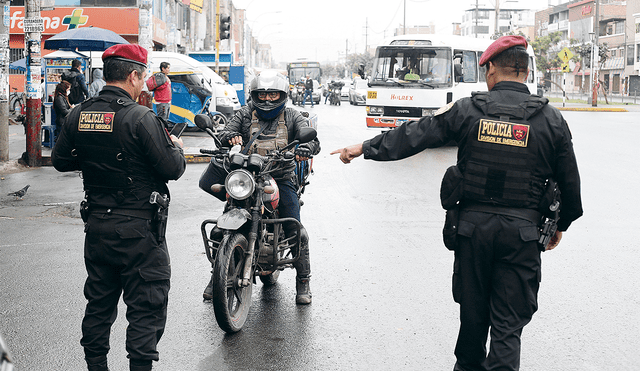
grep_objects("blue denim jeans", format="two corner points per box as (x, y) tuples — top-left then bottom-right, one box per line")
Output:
(302, 90), (314, 106)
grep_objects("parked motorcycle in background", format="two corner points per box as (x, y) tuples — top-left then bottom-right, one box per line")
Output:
(195, 115), (317, 333)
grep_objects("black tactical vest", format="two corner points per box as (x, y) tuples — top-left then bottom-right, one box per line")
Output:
(462, 91), (549, 207)
(71, 97), (159, 194)
(247, 110), (288, 156)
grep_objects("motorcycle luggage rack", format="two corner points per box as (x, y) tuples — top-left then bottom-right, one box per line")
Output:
(201, 219), (221, 263)
(200, 217), (302, 268)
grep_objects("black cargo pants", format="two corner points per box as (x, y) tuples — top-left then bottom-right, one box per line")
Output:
(452, 210), (541, 371)
(81, 212), (171, 366)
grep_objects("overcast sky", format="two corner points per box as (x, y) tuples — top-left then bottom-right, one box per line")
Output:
(233, 0), (550, 64)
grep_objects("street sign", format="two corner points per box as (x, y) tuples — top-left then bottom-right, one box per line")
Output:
(561, 63), (571, 73)
(24, 17), (44, 33)
(558, 47), (573, 63)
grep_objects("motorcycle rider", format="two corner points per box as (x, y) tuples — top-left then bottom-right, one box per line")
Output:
(199, 70), (321, 304)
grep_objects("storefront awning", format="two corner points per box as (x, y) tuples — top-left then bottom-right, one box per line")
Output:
(601, 57), (624, 71)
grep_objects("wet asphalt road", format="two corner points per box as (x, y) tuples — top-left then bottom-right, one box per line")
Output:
(1, 101), (640, 370)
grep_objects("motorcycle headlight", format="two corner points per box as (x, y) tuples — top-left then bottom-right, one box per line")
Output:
(225, 170), (255, 200)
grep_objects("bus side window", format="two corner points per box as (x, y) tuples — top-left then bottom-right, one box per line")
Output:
(462, 51), (477, 83)
(478, 51), (487, 82)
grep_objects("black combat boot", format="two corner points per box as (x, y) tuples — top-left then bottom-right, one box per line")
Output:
(130, 359), (152, 371)
(203, 276), (213, 300)
(86, 355), (109, 371)
(290, 227), (312, 305)
(295, 277), (312, 305)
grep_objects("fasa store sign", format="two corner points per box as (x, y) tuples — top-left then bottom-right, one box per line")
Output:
(10, 7), (138, 35)
(11, 8), (88, 33)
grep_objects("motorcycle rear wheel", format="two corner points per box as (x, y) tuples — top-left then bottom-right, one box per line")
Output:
(211, 234), (252, 333)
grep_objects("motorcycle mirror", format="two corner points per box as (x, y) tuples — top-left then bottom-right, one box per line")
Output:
(194, 114), (213, 131)
(296, 127), (317, 144)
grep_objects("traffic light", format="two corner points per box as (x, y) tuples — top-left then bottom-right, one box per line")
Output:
(219, 15), (230, 40)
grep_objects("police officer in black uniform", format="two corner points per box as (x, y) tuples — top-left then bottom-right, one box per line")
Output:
(199, 70), (320, 305)
(52, 44), (186, 371)
(331, 36), (583, 370)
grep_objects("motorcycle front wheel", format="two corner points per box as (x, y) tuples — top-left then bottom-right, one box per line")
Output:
(211, 233), (252, 333)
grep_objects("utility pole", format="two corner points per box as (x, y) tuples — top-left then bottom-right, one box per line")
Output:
(0, 0), (10, 162)
(215, 0), (220, 73)
(345, 39), (348, 78)
(403, 0), (406, 35)
(475, 0), (479, 38)
(138, 0), (153, 108)
(24, 0), (43, 166)
(592, 0), (600, 107)
(494, 0), (500, 37)
(364, 18), (368, 55)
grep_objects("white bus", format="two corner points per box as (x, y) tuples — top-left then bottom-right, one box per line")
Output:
(365, 35), (537, 129)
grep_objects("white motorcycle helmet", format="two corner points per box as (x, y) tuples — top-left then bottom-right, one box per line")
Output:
(250, 70), (289, 120)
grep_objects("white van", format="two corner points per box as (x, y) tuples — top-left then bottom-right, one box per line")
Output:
(86, 50), (241, 120)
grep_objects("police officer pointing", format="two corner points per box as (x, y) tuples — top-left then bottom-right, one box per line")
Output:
(331, 36), (583, 370)
(52, 44), (186, 371)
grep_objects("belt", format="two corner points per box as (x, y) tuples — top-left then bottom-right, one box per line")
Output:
(462, 202), (541, 224)
(90, 207), (155, 220)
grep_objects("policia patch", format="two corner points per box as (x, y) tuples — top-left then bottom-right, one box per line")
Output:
(477, 119), (529, 147)
(78, 112), (115, 132)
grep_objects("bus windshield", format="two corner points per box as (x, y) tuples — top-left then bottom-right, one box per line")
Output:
(371, 46), (452, 88)
(288, 63), (321, 84)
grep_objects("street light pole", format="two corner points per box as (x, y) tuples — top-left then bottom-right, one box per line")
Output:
(589, 32), (594, 104)
(592, 0), (600, 107)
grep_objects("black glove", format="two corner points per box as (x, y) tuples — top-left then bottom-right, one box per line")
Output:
(294, 145), (312, 159)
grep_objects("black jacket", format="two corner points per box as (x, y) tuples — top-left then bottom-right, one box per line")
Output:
(52, 86), (186, 210)
(223, 103), (320, 155)
(305, 78), (314, 91)
(363, 81), (582, 231)
(53, 95), (71, 127)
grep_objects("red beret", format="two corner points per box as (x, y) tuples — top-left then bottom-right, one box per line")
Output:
(479, 35), (528, 66)
(102, 44), (148, 67)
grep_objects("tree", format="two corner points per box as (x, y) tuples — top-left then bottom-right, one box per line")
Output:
(321, 63), (337, 79)
(530, 31), (564, 86)
(346, 52), (375, 79)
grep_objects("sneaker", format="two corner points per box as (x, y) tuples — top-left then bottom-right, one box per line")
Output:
(295, 278), (312, 305)
(203, 276), (213, 300)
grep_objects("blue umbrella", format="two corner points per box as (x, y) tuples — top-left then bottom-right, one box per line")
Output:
(9, 57), (45, 72)
(44, 26), (129, 51)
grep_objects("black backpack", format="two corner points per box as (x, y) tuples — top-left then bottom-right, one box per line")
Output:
(62, 70), (84, 104)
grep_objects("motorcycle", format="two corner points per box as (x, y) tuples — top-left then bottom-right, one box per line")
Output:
(329, 81), (343, 106)
(294, 82), (306, 106)
(195, 114), (317, 333)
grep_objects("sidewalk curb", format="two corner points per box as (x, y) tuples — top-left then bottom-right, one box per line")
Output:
(28, 154), (210, 167)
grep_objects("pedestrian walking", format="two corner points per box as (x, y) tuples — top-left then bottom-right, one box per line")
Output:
(302, 74), (314, 107)
(51, 44), (186, 371)
(147, 62), (171, 121)
(331, 35), (583, 371)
